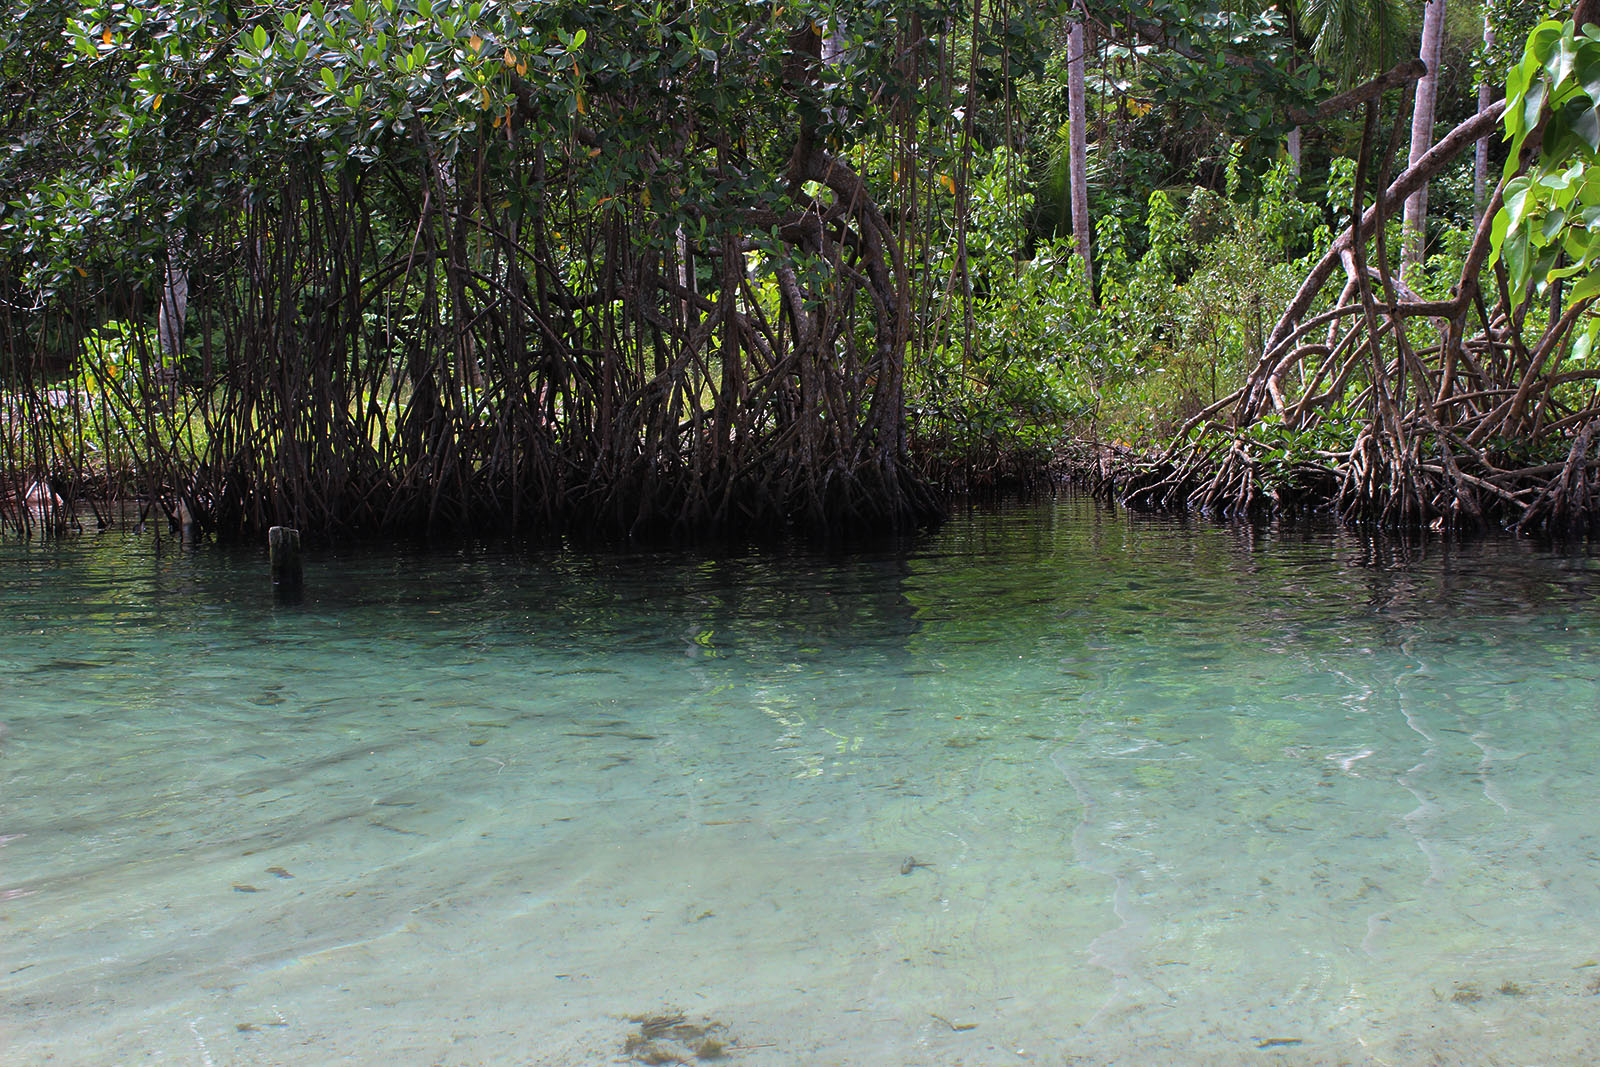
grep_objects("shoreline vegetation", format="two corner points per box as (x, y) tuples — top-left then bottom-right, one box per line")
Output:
(6, 3), (1600, 543)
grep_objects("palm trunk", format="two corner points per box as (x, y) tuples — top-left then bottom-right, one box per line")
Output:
(1402, 0), (1447, 282)
(1067, 17), (1093, 292)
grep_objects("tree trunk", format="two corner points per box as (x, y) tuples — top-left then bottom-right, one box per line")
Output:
(1067, 17), (1093, 291)
(157, 231), (187, 403)
(1402, 0), (1447, 281)
(1473, 16), (1495, 224)
(821, 18), (844, 65)
(1286, 125), (1302, 175)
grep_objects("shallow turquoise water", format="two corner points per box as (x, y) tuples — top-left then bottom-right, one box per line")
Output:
(4, 497), (1600, 1064)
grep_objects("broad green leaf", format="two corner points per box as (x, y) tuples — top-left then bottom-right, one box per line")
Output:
(1578, 40), (1600, 98)
(1525, 77), (1549, 133)
(1567, 268), (1600, 303)
(1573, 104), (1600, 153)
(1543, 206), (1569, 242)
(1548, 35), (1579, 92)
(1505, 176), (1534, 229)
(1508, 54), (1533, 107)
(1505, 229), (1532, 289)
(1529, 21), (1566, 64)
(1565, 227), (1591, 260)
(1572, 318), (1600, 362)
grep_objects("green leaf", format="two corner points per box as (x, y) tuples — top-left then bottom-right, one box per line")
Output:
(1505, 229), (1532, 289)
(253, 25), (267, 53)
(1525, 77), (1549, 133)
(1573, 105), (1600, 153)
(1572, 318), (1600, 362)
(1505, 176), (1535, 230)
(1548, 35), (1580, 91)
(1577, 41), (1600, 99)
(1508, 54), (1533, 109)
(1543, 206), (1569, 242)
(1567, 267), (1600, 303)
(1548, 259), (1588, 284)
(1565, 227), (1592, 260)
(1528, 21), (1566, 65)
(321, 66), (338, 92)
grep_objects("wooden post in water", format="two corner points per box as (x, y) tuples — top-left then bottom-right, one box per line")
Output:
(269, 526), (303, 595)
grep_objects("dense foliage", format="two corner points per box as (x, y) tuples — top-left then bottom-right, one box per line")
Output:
(4, 1), (1060, 538)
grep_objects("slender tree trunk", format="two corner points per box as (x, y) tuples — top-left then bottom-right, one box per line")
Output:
(1474, 16), (1496, 225)
(1403, 0), (1447, 281)
(1067, 16), (1093, 291)
(1286, 125), (1302, 175)
(158, 234), (187, 359)
(157, 232), (188, 405)
(821, 18), (844, 65)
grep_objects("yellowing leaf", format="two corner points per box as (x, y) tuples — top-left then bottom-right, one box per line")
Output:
(75, 266), (87, 277)
(641, 187), (651, 208)
(939, 173), (954, 194)
(575, 89), (585, 115)
(469, 34), (483, 52)
(503, 47), (515, 67)
(587, 146), (600, 158)
(101, 27), (112, 45)
(480, 85), (490, 109)
(151, 93), (162, 110)
(515, 61), (526, 76)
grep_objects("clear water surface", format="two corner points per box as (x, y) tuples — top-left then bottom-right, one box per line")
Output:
(4, 496), (1600, 1065)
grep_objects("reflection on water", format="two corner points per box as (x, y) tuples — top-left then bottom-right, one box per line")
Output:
(4, 498), (1600, 1065)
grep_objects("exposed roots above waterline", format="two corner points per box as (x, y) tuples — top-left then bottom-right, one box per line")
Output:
(1108, 91), (1600, 539)
(1116, 425), (1600, 536)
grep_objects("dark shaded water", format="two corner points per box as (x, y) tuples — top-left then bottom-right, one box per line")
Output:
(4, 496), (1600, 1064)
